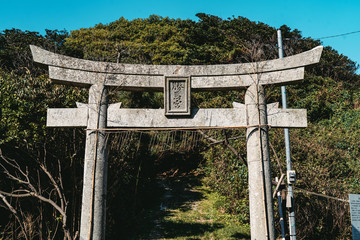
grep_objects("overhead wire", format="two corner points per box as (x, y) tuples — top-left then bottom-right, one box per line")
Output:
(315, 30), (360, 40)
(294, 187), (349, 203)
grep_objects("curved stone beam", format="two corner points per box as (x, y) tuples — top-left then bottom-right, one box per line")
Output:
(31, 45), (322, 89)
(48, 65), (304, 90)
(31, 45), (322, 75)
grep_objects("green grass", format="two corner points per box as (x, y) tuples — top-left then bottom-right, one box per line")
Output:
(149, 184), (250, 240)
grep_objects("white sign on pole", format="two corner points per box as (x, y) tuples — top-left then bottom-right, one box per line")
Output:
(349, 194), (360, 240)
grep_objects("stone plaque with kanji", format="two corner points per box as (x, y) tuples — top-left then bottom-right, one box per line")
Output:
(165, 76), (190, 116)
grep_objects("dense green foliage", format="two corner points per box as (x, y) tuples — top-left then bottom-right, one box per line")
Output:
(0, 14), (359, 239)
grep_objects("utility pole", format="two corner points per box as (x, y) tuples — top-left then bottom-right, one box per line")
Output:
(277, 29), (297, 240)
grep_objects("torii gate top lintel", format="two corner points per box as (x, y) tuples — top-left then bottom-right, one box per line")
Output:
(30, 45), (323, 91)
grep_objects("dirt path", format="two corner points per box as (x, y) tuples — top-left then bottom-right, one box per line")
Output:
(146, 175), (203, 239)
(139, 173), (250, 240)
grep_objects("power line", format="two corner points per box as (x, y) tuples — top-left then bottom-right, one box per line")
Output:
(316, 30), (360, 40)
(294, 187), (349, 203)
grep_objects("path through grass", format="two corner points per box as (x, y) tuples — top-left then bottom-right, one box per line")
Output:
(134, 174), (250, 240)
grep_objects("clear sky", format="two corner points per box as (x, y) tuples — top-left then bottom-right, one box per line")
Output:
(2, 0), (360, 71)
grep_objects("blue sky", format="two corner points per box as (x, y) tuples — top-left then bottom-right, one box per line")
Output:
(2, 0), (360, 70)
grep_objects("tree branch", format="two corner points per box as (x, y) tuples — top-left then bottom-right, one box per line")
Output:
(0, 190), (66, 220)
(0, 148), (72, 239)
(269, 141), (284, 175)
(198, 130), (248, 167)
(40, 164), (66, 212)
(0, 192), (30, 240)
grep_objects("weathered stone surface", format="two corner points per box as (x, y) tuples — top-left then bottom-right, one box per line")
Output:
(191, 67), (304, 90)
(245, 84), (275, 240)
(165, 77), (191, 115)
(48, 65), (304, 90)
(106, 104), (306, 128)
(80, 84), (108, 240)
(32, 44), (321, 90)
(49, 66), (163, 88)
(107, 108), (247, 128)
(31, 45), (323, 76)
(46, 102), (306, 129)
(267, 102), (307, 128)
(47, 108), (88, 127)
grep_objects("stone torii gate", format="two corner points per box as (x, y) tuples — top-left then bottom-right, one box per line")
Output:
(31, 45), (323, 240)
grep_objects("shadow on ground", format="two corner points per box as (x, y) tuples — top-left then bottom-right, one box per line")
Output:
(128, 173), (250, 240)
(160, 221), (224, 238)
(231, 232), (251, 239)
(129, 173), (222, 239)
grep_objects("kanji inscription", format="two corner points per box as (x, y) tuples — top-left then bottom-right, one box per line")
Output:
(165, 76), (190, 116)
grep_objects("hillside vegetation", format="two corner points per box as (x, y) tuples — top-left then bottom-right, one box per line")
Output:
(0, 14), (359, 239)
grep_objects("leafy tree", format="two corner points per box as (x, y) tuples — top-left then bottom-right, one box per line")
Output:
(0, 29), (68, 76)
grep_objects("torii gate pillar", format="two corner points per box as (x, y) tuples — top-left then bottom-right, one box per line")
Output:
(80, 84), (108, 240)
(246, 84), (275, 240)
